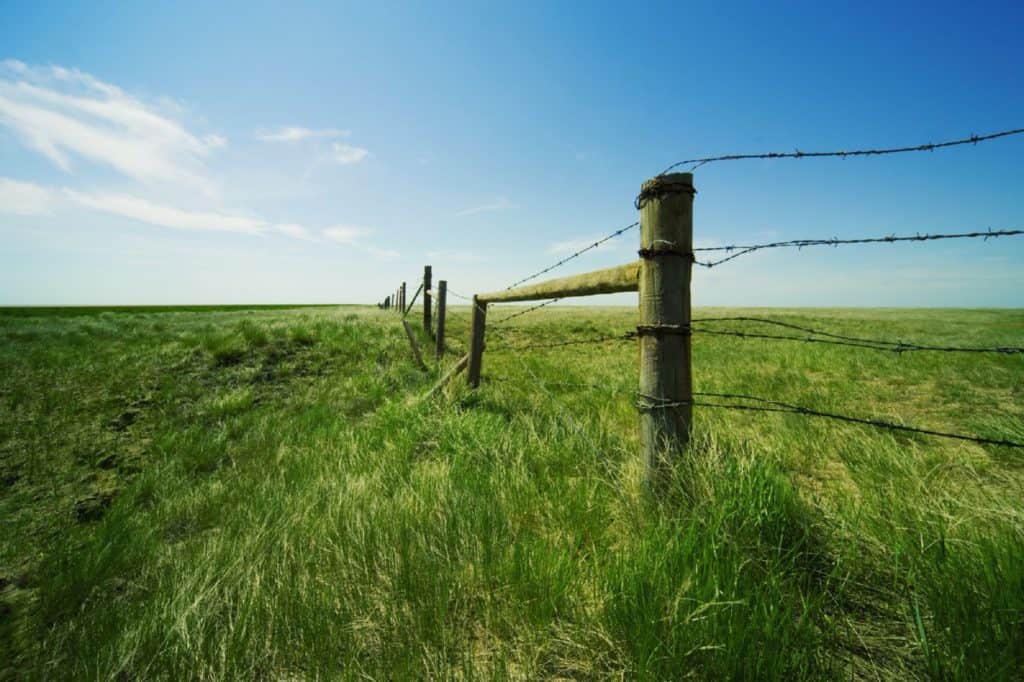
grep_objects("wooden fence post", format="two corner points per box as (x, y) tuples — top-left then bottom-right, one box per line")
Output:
(467, 296), (487, 387)
(423, 265), (432, 336)
(402, 320), (428, 371)
(400, 282), (406, 313)
(637, 172), (695, 488)
(384, 295), (390, 310)
(435, 280), (447, 360)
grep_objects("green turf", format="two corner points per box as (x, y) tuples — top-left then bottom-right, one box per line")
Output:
(1, 305), (1021, 679)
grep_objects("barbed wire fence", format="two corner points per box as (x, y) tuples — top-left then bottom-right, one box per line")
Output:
(411, 127), (1024, 451)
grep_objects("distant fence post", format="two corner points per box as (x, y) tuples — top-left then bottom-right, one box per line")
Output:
(384, 295), (390, 310)
(400, 282), (406, 313)
(637, 172), (695, 488)
(467, 296), (487, 387)
(435, 280), (447, 360)
(423, 265), (433, 336)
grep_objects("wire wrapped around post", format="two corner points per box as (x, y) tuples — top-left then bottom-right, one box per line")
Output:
(637, 172), (695, 489)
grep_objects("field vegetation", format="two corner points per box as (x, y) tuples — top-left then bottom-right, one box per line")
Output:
(1, 305), (1022, 679)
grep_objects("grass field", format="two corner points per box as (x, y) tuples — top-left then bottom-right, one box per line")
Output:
(1, 305), (1022, 679)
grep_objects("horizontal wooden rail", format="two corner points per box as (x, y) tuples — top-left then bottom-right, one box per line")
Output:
(477, 260), (641, 303)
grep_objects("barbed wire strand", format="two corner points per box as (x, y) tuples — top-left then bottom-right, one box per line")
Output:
(448, 286), (564, 326)
(693, 328), (1024, 355)
(505, 221), (639, 291)
(489, 332), (636, 353)
(635, 392), (1024, 449)
(492, 298), (563, 325)
(445, 288), (475, 303)
(485, 320), (1024, 355)
(691, 228), (1024, 268)
(692, 317), (1024, 355)
(659, 127), (1024, 175)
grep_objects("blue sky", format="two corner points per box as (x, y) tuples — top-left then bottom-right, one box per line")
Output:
(1, 0), (1022, 306)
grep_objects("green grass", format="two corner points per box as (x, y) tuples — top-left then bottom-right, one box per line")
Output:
(1, 305), (1022, 679)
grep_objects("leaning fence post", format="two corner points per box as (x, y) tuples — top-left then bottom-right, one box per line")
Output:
(637, 172), (695, 488)
(435, 280), (447, 360)
(467, 296), (487, 387)
(423, 265), (433, 336)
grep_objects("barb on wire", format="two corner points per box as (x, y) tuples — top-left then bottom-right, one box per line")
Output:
(658, 127), (1024, 175)
(692, 317), (1024, 355)
(505, 221), (639, 291)
(493, 298), (562, 325)
(690, 228), (1024, 268)
(635, 392), (1024, 449)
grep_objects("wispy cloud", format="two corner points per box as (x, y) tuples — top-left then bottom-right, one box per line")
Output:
(257, 125), (369, 165)
(0, 61), (222, 192)
(332, 142), (368, 165)
(322, 225), (368, 244)
(455, 196), (513, 217)
(0, 177), (53, 215)
(322, 225), (398, 260)
(546, 235), (621, 255)
(0, 176), (339, 243)
(274, 223), (314, 240)
(64, 190), (267, 234)
(256, 126), (347, 142)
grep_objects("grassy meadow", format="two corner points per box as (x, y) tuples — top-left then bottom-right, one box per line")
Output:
(1, 304), (1022, 680)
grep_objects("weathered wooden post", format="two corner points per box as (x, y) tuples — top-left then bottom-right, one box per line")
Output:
(467, 296), (487, 387)
(637, 172), (695, 488)
(400, 282), (406, 314)
(435, 280), (447, 360)
(423, 265), (432, 336)
(385, 295), (391, 310)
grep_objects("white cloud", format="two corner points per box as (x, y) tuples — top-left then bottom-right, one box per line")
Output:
(321, 225), (397, 259)
(546, 235), (621, 255)
(0, 177), (53, 215)
(0, 61), (220, 191)
(456, 196), (513, 216)
(322, 225), (368, 244)
(64, 189), (267, 234)
(203, 134), (227, 148)
(0, 176), (335, 242)
(2, 59), (27, 74)
(332, 142), (368, 165)
(274, 223), (313, 240)
(257, 126), (347, 142)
